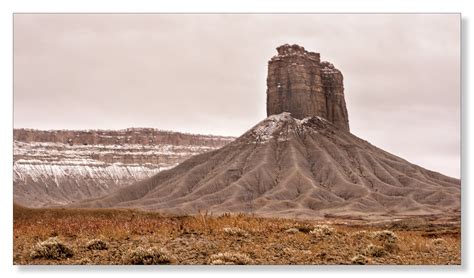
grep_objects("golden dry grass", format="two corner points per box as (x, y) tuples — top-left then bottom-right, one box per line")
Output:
(13, 204), (460, 265)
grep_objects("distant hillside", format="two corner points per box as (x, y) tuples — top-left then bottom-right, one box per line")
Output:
(13, 128), (234, 207)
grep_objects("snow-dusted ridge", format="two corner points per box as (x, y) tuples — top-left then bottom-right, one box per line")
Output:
(244, 112), (326, 144)
(13, 128), (234, 207)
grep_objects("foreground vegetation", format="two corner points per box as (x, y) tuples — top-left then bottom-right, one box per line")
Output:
(13, 204), (460, 265)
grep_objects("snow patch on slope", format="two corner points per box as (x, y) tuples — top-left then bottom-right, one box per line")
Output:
(248, 112), (323, 144)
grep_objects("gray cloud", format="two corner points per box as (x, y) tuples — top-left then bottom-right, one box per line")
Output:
(13, 14), (460, 178)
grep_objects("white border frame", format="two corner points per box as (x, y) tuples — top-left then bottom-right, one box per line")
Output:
(1, 1), (472, 277)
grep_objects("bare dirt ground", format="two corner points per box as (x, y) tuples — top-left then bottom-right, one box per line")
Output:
(13, 204), (460, 265)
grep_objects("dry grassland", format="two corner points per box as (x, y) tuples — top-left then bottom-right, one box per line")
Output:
(13, 204), (460, 265)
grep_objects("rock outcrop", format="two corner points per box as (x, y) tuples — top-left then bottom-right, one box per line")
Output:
(266, 44), (350, 131)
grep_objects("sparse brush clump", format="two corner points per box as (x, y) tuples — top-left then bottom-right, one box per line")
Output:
(364, 243), (386, 257)
(310, 225), (335, 237)
(223, 227), (249, 237)
(13, 206), (461, 265)
(284, 228), (300, 234)
(351, 254), (369, 265)
(371, 230), (398, 252)
(79, 258), (92, 265)
(86, 239), (108, 250)
(209, 252), (253, 265)
(351, 230), (369, 239)
(432, 238), (447, 246)
(30, 237), (74, 260)
(125, 247), (175, 265)
(371, 230), (398, 244)
(292, 223), (314, 233)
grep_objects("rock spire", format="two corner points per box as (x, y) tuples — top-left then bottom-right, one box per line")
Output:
(266, 44), (350, 131)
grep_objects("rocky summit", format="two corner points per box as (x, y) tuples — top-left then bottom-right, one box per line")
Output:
(266, 44), (350, 132)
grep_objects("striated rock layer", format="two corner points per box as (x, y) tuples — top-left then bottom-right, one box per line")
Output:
(266, 44), (350, 131)
(77, 113), (460, 220)
(14, 128), (234, 207)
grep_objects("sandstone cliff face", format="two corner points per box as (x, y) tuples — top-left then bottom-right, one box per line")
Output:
(266, 44), (350, 131)
(14, 128), (229, 147)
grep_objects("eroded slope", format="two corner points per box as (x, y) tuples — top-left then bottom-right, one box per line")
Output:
(79, 113), (460, 219)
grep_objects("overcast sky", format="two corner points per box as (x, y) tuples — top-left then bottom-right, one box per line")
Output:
(13, 14), (460, 178)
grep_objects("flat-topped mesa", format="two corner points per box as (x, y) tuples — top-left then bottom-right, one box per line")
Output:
(266, 44), (350, 132)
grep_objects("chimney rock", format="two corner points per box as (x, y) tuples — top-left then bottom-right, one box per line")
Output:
(266, 44), (350, 132)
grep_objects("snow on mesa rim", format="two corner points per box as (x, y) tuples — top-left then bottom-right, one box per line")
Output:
(13, 132), (233, 207)
(13, 140), (215, 185)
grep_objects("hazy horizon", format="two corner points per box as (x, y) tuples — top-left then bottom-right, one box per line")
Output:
(13, 14), (460, 178)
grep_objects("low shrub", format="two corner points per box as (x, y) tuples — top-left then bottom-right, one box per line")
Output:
(125, 247), (175, 265)
(284, 228), (299, 234)
(209, 252), (253, 265)
(371, 230), (398, 252)
(310, 225), (335, 237)
(364, 243), (386, 257)
(295, 224), (314, 233)
(86, 239), (108, 250)
(223, 227), (249, 237)
(30, 237), (73, 259)
(351, 254), (368, 265)
(350, 230), (369, 239)
(432, 238), (447, 246)
(371, 230), (398, 244)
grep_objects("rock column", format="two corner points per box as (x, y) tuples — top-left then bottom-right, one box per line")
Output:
(266, 44), (350, 132)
